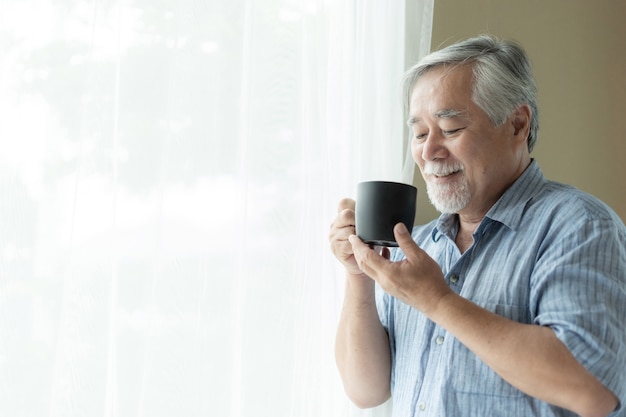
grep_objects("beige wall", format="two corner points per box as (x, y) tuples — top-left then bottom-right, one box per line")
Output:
(412, 0), (626, 224)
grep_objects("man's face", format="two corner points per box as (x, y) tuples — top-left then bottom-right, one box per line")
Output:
(408, 64), (529, 217)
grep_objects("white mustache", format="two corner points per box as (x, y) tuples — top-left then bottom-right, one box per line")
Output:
(423, 162), (464, 177)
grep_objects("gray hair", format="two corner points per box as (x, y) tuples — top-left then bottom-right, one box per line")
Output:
(403, 35), (539, 152)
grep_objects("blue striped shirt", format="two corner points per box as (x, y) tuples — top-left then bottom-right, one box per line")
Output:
(377, 160), (626, 416)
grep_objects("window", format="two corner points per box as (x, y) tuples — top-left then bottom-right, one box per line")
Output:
(0, 0), (432, 415)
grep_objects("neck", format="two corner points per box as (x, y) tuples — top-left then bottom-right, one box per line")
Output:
(453, 156), (532, 251)
(455, 215), (481, 254)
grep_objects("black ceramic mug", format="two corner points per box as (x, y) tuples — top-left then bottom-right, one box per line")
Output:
(355, 181), (417, 247)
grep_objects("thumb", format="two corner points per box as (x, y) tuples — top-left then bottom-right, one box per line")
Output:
(393, 222), (418, 255)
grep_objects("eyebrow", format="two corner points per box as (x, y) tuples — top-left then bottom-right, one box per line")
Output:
(406, 108), (469, 126)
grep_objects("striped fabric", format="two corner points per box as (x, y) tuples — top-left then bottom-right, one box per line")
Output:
(377, 160), (626, 416)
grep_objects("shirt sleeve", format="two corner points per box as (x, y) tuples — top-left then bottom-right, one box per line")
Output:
(531, 214), (626, 411)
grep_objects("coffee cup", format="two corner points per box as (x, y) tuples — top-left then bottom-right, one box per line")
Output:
(355, 181), (417, 247)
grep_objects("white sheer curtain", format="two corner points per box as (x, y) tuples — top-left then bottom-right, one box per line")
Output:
(0, 0), (432, 416)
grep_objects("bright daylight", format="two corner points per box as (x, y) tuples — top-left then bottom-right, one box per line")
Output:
(1, 1), (624, 417)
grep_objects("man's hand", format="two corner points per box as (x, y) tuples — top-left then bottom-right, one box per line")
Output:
(329, 198), (366, 277)
(349, 222), (452, 315)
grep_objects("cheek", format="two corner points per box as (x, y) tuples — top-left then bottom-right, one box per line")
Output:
(411, 142), (424, 164)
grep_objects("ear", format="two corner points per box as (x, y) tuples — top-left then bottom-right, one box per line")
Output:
(511, 104), (531, 145)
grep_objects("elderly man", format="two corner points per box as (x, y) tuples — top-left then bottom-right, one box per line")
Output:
(329, 35), (626, 417)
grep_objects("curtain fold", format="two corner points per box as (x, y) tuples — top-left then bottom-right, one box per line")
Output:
(0, 0), (432, 416)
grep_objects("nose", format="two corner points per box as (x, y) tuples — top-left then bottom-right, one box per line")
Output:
(413, 132), (448, 162)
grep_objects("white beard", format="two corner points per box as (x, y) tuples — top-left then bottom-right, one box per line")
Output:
(423, 161), (471, 214)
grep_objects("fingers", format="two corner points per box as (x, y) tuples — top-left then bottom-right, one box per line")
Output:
(329, 224), (355, 261)
(338, 197), (355, 212)
(395, 222), (423, 259)
(329, 201), (356, 242)
(349, 234), (387, 279)
(329, 198), (362, 275)
(331, 198), (356, 231)
(393, 223), (413, 248)
(349, 223), (415, 282)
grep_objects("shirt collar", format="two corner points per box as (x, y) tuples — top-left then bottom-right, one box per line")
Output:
(431, 159), (546, 240)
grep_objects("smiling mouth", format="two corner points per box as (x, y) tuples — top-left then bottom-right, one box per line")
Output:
(423, 162), (465, 180)
(432, 170), (461, 179)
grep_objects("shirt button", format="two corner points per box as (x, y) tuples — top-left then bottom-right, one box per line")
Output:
(418, 402), (426, 411)
(450, 274), (459, 283)
(436, 336), (445, 345)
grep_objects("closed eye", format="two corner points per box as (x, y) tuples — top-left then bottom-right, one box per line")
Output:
(443, 128), (464, 136)
(413, 127), (465, 141)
